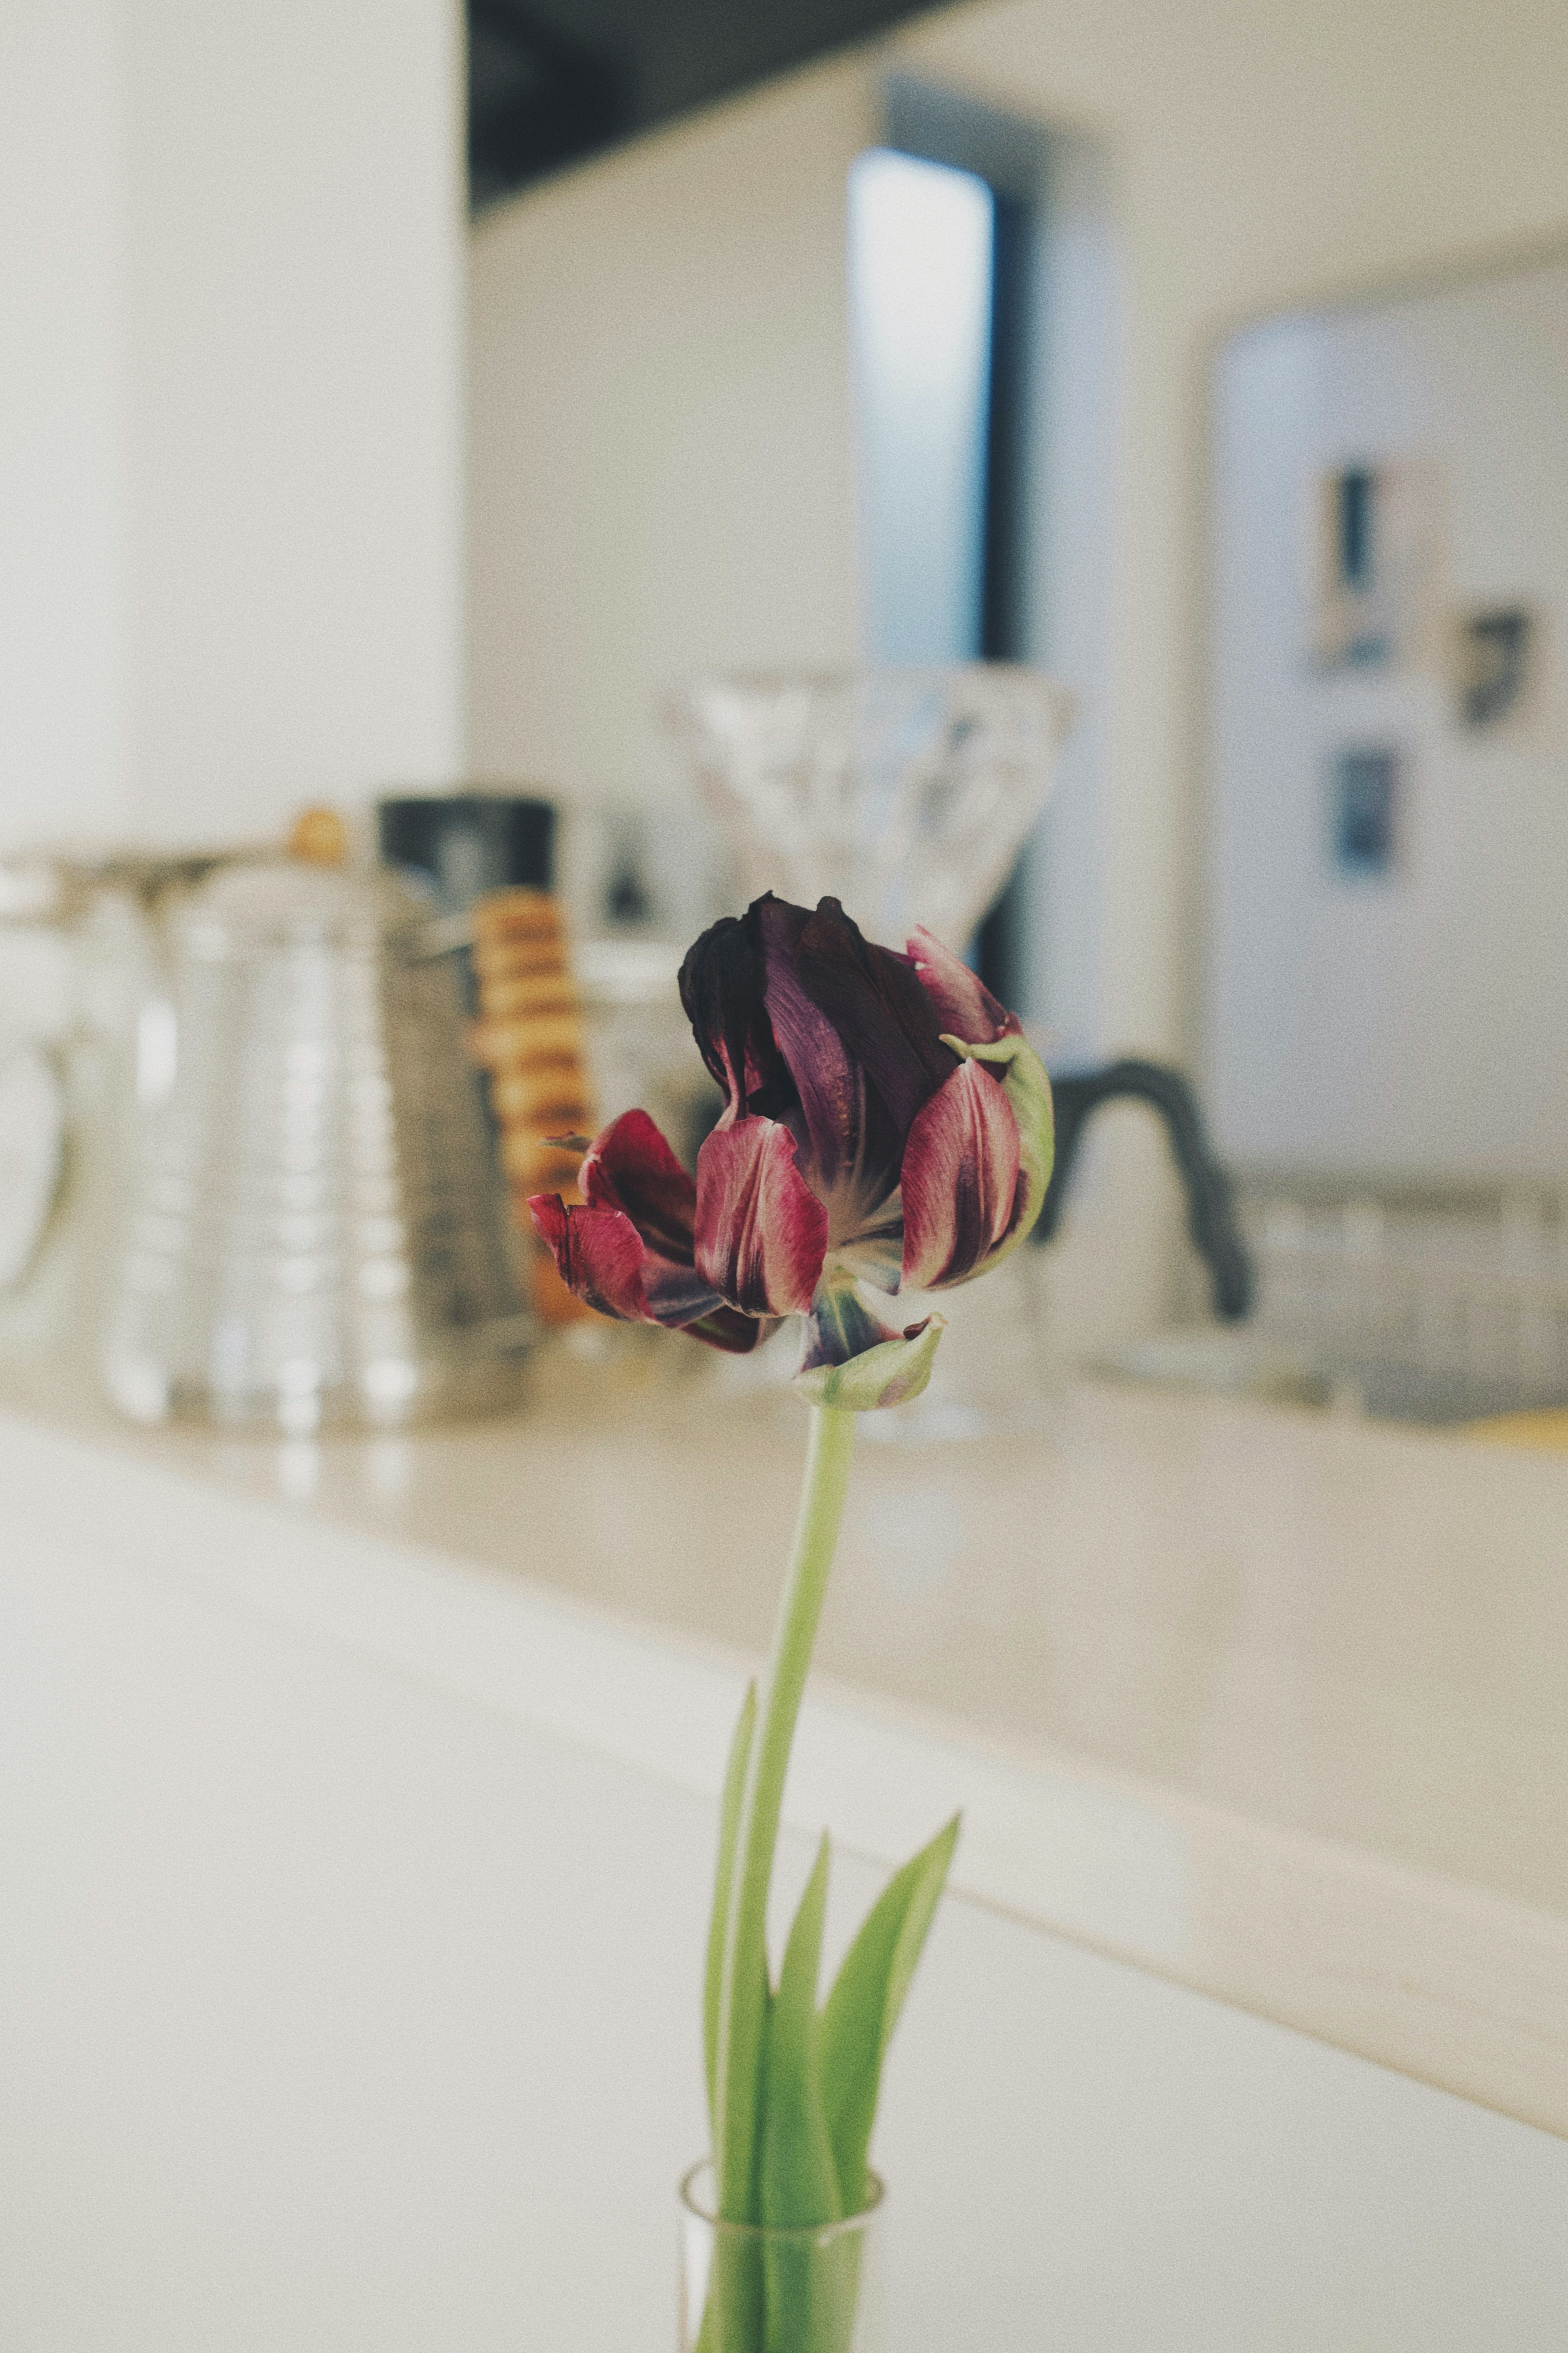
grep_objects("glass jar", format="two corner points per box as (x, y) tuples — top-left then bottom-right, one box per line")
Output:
(678, 2162), (885, 2353)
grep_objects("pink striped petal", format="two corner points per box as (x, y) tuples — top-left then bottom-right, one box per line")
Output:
(899, 1058), (1024, 1290)
(582, 1108), (698, 1258)
(528, 1189), (725, 1328)
(906, 928), (1023, 1047)
(561, 1108), (731, 1324)
(756, 897), (862, 1194)
(695, 1117), (829, 1317)
(528, 1194), (651, 1321)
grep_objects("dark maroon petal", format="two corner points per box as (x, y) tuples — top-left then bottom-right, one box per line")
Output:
(638, 1256), (734, 1324)
(682, 1306), (783, 1356)
(575, 1107), (732, 1322)
(792, 899), (956, 1149)
(906, 928), (1024, 1047)
(677, 905), (793, 1119)
(528, 1193), (651, 1322)
(527, 1191), (724, 1328)
(695, 1116), (829, 1316)
(756, 896), (863, 1196)
(582, 1108), (699, 1263)
(899, 1059), (1024, 1289)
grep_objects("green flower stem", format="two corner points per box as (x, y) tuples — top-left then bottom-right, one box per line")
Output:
(714, 1402), (858, 2229)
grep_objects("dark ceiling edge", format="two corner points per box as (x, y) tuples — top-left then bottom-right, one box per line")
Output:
(467, 0), (959, 219)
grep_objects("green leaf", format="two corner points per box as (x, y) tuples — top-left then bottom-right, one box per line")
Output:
(819, 1814), (961, 2214)
(760, 1834), (842, 2230)
(706, 1683), (757, 2136)
(793, 1315), (944, 1413)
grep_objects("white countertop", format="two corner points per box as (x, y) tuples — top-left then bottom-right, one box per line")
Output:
(4, 1347), (1566, 2140)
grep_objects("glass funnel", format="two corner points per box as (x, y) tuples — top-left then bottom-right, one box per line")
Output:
(670, 665), (1073, 949)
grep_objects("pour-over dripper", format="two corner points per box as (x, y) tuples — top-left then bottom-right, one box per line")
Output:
(670, 665), (1074, 948)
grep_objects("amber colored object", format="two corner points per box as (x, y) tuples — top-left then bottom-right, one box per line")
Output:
(469, 887), (595, 1324)
(287, 807), (350, 867)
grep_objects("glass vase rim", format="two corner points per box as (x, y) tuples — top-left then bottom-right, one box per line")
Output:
(679, 2160), (885, 2245)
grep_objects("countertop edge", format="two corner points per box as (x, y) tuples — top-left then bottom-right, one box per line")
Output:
(6, 1401), (1566, 2143)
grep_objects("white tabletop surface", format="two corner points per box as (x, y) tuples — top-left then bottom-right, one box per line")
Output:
(4, 1341), (1565, 2139)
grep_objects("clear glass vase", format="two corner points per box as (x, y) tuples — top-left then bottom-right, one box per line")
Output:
(678, 2162), (885, 2353)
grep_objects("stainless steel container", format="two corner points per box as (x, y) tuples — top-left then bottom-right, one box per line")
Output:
(102, 857), (530, 1431)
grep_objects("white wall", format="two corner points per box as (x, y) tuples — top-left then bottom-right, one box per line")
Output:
(0, 0), (127, 848)
(1209, 259), (1568, 1183)
(466, 0), (1568, 1050)
(888, 0), (1568, 1329)
(891, 0), (1568, 1074)
(464, 0), (1568, 1338)
(0, 0), (464, 854)
(467, 54), (877, 806)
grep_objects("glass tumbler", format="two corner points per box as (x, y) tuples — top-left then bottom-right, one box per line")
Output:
(678, 2162), (885, 2353)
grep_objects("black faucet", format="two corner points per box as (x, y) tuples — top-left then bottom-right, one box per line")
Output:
(1033, 1058), (1254, 1322)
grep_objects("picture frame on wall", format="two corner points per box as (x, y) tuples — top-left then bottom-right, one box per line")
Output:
(1310, 457), (1446, 675)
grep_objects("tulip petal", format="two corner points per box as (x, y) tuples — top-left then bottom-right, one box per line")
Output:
(941, 1031), (1055, 1274)
(695, 1116), (829, 1317)
(582, 1108), (698, 1258)
(798, 1273), (907, 1374)
(756, 897), (863, 1195)
(677, 907), (791, 1115)
(684, 1305), (783, 1356)
(528, 1188), (726, 1330)
(906, 928), (1023, 1047)
(566, 1106), (734, 1324)
(793, 899), (956, 1146)
(900, 1058), (1022, 1290)
(527, 1193), (653, 1322)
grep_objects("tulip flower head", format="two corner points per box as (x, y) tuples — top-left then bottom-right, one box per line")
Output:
(528, 894), (1053, 1410)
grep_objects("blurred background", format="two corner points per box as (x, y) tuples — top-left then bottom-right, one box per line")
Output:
(6, 0), (1568, 1423)
(8, 19), (1568, 2346)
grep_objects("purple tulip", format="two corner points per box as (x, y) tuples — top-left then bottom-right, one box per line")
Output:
(528, 894), (1053, 1366)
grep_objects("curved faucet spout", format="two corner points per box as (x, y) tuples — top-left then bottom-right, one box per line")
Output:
(1034, 1059), (1254, 1322)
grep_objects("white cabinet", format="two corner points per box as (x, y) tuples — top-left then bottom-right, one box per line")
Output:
(2, 1411), (1565, 2351)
